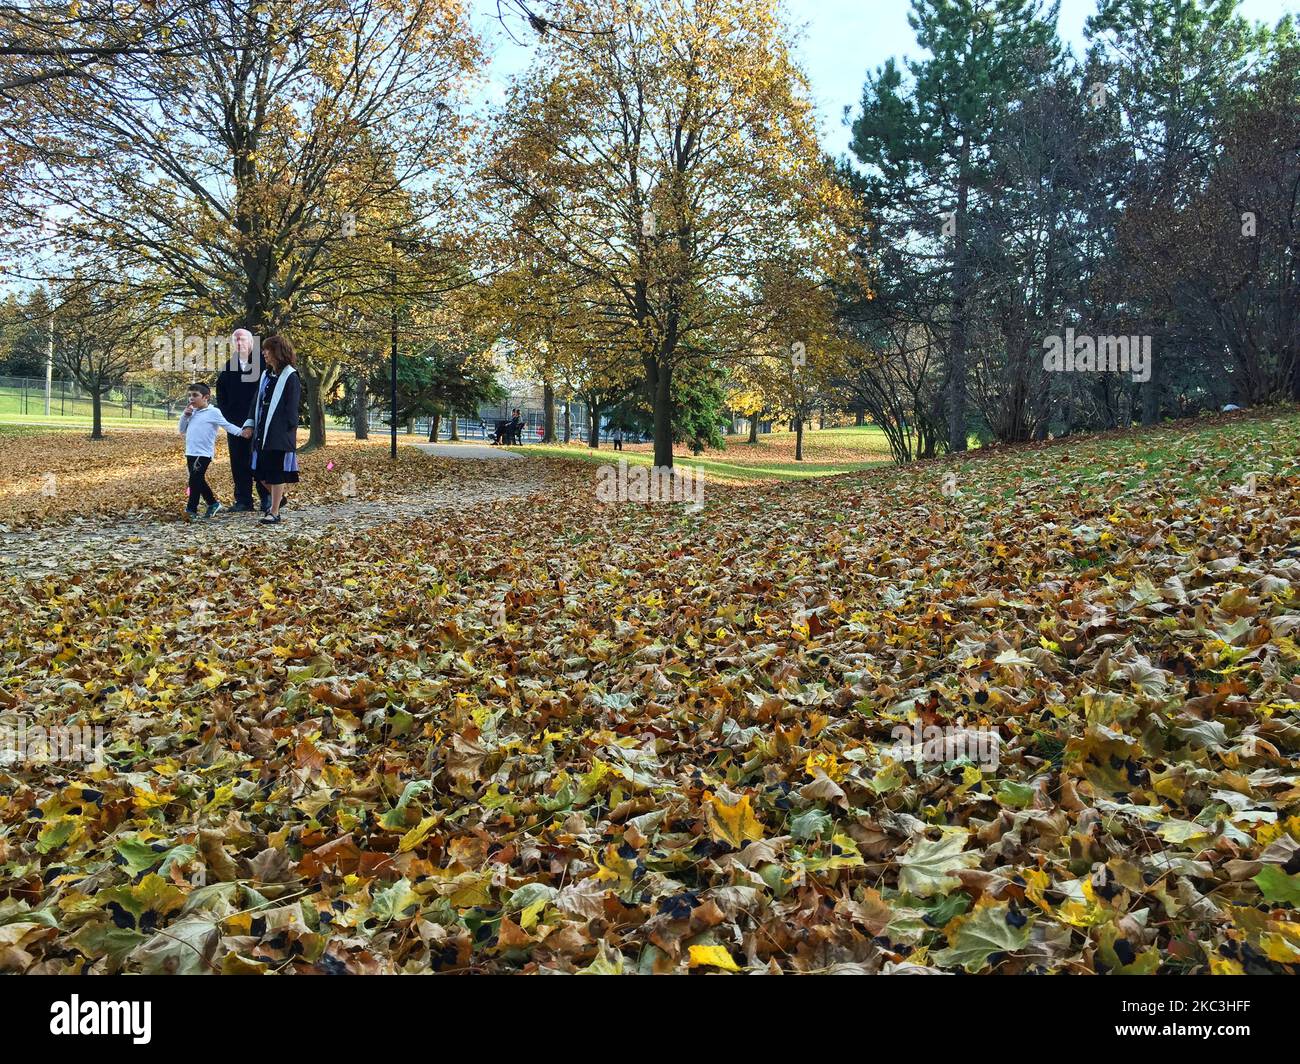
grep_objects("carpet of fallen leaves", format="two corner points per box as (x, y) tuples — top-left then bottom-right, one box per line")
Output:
(0, 432), (458, 529)
(2, 410), (1299, 974)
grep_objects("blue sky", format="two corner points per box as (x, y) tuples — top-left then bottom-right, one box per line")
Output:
(796, 0), (1297, 151)
(473, 0), (1299, 153)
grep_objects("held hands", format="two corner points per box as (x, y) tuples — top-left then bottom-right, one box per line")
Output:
(241, 427), (253, 439)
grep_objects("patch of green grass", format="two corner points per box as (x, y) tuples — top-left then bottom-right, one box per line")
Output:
(784, 424), (895, 447)
(0, 417), (176, 433)
(510, 443), (884, 483)
(511, 425), (895, 484)
(0, 387), (174, 425)
(931, 409), (1300, 507)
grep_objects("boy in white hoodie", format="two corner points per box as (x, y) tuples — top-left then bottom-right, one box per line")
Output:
(178, 382), (251, 520)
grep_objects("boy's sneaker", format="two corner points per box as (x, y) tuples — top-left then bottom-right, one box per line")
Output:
(229, 503), (254, 513)
(205, 502), (223, 519)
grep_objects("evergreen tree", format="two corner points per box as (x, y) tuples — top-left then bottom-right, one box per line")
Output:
(1085, 0), (1264, 423)
(850, 0), (1061, 451)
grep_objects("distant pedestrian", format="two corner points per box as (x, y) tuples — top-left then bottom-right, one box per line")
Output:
(613, 427), (624, 452)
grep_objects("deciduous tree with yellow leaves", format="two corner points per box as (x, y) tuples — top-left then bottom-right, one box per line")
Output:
(484, 0), (857, 468)
(6, 0), (481, 446)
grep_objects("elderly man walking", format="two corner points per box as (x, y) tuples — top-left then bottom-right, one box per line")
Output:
(216, 329), (269, 513)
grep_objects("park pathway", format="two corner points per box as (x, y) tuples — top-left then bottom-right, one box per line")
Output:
(414, 443), (523, 461)
(0, 453), (548, 581)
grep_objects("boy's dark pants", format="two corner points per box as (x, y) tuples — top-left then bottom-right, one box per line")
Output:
(186, 456), (217, 512)
(226, 433), (268, 509)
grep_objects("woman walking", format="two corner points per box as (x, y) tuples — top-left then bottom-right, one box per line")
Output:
(244, 335), (301, 526)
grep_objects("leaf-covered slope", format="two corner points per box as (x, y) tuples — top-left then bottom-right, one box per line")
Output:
(1, 411), (1298, 974)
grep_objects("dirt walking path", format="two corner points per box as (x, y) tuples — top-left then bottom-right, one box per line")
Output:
(1, 456), (549, 581)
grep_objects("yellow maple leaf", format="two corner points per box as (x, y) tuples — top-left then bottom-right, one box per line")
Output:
(398, 815), (439, 854)
(1023, 868), (1052, 913)
(1259, 931), (1300, 964)
(704, 791), (765, 847)
(688, 944), (741, 972)
(1209, 954), (1246, 975)
(594, 844), (638, 887)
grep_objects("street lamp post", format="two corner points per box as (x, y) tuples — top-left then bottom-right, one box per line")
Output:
(386, 233), (427, 459)
(45, 313), (53, 417)
(390, 260), (398, 460)
(387, 235), (422, 460)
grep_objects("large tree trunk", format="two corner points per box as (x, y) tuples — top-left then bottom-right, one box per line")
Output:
(948, 136), (971, 453)
(543, 382), (557, 443)
(91, 389), (104, 439)
(748, 416), (758, 444)
(305, 378), (327, 451)
(449, 415), (459, 441)
(587, 401), (601, 449)
(563, 401), (571, 444)
(650, 359), (673, 468)
(794, 417), (804, 462)
(855, 408), (865, 427)
(241, 279), (272, 341)
(352, 376), (369, 440)
(301, 361), (342, 452)
(429, 413), (441, 442)
(1141, 344), (1161, 425)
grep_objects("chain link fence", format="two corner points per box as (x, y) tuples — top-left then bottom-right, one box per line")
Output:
(352, 397), (598, 445)
(2, 374), (624, 446)
(0, 375), (177, 421)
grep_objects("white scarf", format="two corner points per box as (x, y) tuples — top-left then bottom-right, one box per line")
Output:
(253, 365), (296, 447)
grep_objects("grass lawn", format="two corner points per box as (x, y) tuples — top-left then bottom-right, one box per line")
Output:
(0, 387), (174, 429)
(511, 424), (895, 483)
(0, 424), (51, 438)
(0, 416), (176, 433)
(945, 409), (1291, 505)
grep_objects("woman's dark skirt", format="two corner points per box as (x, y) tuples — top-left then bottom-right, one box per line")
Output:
(253, 448), (300, 485)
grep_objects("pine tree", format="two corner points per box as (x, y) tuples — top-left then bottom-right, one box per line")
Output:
(1085, 0), (1263, 424)
(851, 0), (1060, 452)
